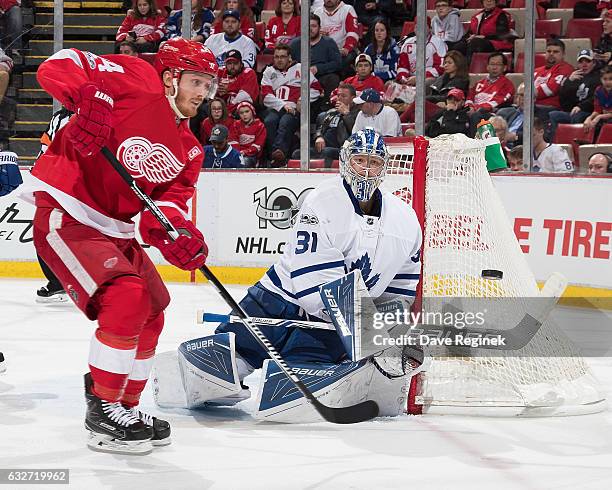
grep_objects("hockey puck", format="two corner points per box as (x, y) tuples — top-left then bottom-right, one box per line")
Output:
(481, 269), (503, 280)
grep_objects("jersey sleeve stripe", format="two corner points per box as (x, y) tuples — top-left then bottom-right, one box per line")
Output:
(384, 286), (416, 297)
(290, 260), (346, 279)
(266, 266), (298, 299)
(295, 284), (321, 299)
(393, 273), (420, 280)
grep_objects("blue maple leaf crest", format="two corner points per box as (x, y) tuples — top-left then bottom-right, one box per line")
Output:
(350, 252), (380, 290)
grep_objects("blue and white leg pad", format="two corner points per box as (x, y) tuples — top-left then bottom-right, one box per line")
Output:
(152, 333), (251, 409)
(253, 358), (408, 423)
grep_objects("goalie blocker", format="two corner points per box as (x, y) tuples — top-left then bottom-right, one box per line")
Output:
(152, 271), (424, 422)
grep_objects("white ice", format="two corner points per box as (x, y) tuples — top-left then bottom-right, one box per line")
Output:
(1, 278), (612, 490)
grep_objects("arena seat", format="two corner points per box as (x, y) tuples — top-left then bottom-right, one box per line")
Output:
(535, 19), (562, 39)
(308, 159), (327, 169)
(261, 10), (275, 24)
(513, 38), (546, 67)
(256, 53), (274, 73)
(256, 21), (266, 42)
(401, 21), (416, 37)
(505, 8), (526, 37)
(509, 0), (525, 7)
(558, 0), (581, 8)
(514, 52), (546, 72)
(469, 52), (512, 73)
(596, 124), (612, 145)
(545, 9), (574, 34)
(286, 159), (301, 168)
(263, 0), (277, 9)
(579, 144), (612, 167)
(554, 124), (596, 167)
(138, 52), (156, 65)
(566, 19), (603, 49)
(385, 136), (415, 146)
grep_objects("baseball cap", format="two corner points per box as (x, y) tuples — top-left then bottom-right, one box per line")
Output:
(209, 124), (229, 142)
(577, 49), (594, 61)
(354, 53), (373, 68)
(224, 49), (242, 63)
(353, 88), (381, 104)
(447, 88), (465, 101)
(223, 9), (240, 21)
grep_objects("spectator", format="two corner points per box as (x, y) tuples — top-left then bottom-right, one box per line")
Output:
(489, 115), (510, 156)
(261, 44), (301, 166)
(301, 83), (360, 167)
(352, 88), (402, 136)
(203, 124), (244, 168)
(507, 145), (524, 171)
(165, 0), (215, 43)
(0, 46), (12, 127)
(265, 0), (301, 52)
(548, 49), (601, 141)
(0, 46), (13, 104)
(431, 0), (464, 51)
(0, 0), (22, 54)
(531, 117), (574, 173)
(587, 152), (612, 173)
(205, 10), (258, 68)
(313, 0), (360, 78)
(118, 40), (139, 56)
(427, 50), (469, 105)
(332, 53), (384, 103)
(216, 49), (259, 114)
(211, 0), (256, 41)
(116, 0), (166, 52)
(594, 10), (612, 67)
(354, 0), (395, 32)
(200, 98), (235, 145)
(498, 82), (524, 148)
(464, 0), (516, 60)
(229, 101), (266, 167)
(363, 18), (400, 83)
(290, 14), (342, 102)
(396, 31), (447, 85)
(584, 65), (612, 135)
(426, 88), (470, 137)
(534, 38), (574, 122)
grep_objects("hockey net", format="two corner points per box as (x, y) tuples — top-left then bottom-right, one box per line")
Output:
(381, 133), (605, 416)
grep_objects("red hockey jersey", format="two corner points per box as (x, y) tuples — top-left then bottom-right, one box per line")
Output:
(469, 7), (515, 52)
(264, 16), (301, 50)
(534, 62), (574, 108)
(330, 73), (384, 103)
(217, 65), (259, 113)
(466, 75), (515, 112)
(200, 116), (236, 145)
(116, 12), (166, 43)
(229, 118), (266, 157)
(32, 49), (203, 241)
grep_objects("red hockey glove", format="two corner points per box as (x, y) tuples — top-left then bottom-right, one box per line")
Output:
(155, 217), (208, 271)
(66, 82), (114, 156)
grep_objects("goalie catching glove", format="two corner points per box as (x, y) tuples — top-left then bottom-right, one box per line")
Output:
(66, 82), (114, 156)
(147, 215), (208, 271)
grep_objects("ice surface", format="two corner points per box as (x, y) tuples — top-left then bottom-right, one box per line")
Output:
(1, 279), (612, 490)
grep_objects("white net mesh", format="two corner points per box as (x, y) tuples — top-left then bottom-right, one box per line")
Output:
(382, 134), (605, 416)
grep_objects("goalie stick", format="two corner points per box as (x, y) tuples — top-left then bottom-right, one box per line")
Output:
(101, 147), (379, 424)
(197, 312), (336, 331)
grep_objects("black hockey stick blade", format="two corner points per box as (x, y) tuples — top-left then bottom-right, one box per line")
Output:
(101, 147), (379, 424)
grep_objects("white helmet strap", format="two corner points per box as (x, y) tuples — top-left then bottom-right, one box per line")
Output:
(166, 71), (189, 120)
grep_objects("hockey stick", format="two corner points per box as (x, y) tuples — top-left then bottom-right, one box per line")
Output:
(197, 311), (336, 331)
(101, 147), (379, 424)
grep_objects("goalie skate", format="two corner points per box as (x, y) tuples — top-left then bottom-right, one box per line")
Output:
(84, 373), (153, 455)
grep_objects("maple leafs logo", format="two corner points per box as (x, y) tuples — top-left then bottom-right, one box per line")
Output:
(350, 253), (380, 290)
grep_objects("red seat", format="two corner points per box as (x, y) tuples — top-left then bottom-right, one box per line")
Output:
(558, 0), (581, 7)
(565, 18), (603, 49)
(514, 52), (546, 73)
(308, 159), (327, 169)
(469, 52), (512, 73)
(286, 159), (301, 169)
(401, 21), (415, 38)
(138, 52), (156, 65)
(535, 19), (562, 39)
(263, 0), (277, 10)
(509, 0), (525, 7)
(462, 21), (470, 34)
(385, 136), (416, 146)
(255, 21), (266, 42)
(554, 124), (596, 167)
(255, 53), (273, 73)
(214, 0), (224, 9)
(596, 124), (612, 144)
(465, 0), (483, 7)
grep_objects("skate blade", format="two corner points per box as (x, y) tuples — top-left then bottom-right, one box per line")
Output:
(87, 433), (153, 455)
(152, 437), (171, 447)
(35, 294), (68, 304)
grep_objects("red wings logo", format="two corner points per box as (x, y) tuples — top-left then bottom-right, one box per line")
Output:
(117, 137), (184, 183)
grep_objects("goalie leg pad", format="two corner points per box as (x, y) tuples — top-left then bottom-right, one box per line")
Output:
(253, 358), (408, 423)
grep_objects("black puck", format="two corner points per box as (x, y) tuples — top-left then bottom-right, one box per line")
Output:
(481, 269), (503, 280)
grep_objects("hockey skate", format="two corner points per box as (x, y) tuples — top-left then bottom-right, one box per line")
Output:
(84, 373), (154, 455)
(36, 283), (68, 304)
(0, 352), (5, 374)
(126, 407), (171, 447)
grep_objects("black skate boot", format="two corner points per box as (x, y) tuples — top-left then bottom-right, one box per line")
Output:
(126, 407), (171, 447)
(36, 282), (67, 304)
(0, 352), (5, 374)
(84, 373), (154, 455)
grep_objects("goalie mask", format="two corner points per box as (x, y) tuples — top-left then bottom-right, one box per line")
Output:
(340, 128), (389, 201)
(155, 38), (219, 119)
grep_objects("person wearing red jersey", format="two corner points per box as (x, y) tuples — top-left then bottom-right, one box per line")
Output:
(533, 38), (574, 122)
(29, 38), (218, 455)
(396, 33), (447, 85)
(216, 48), (259, 114)
(199, 97), (235, 145)
(330, 53), (384, 104)
(313, 0), (360, 77)
(264, 0), (301, 52)
(211, 0), (257, 41)
(261, 43), (301, 166)
(229, 101), (266, 167)
(465, 0), (516, 59)
(115, 0), (166, 53)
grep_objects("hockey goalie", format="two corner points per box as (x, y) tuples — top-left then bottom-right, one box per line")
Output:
(153, 128), (426, 422)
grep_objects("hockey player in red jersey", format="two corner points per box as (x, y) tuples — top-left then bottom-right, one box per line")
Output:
(30, 38), (218, 455)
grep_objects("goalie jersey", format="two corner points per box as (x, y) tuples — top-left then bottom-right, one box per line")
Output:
(259, 176), (422, 320)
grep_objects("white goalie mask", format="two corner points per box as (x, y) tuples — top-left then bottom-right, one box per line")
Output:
(340, 128), (390, 201)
